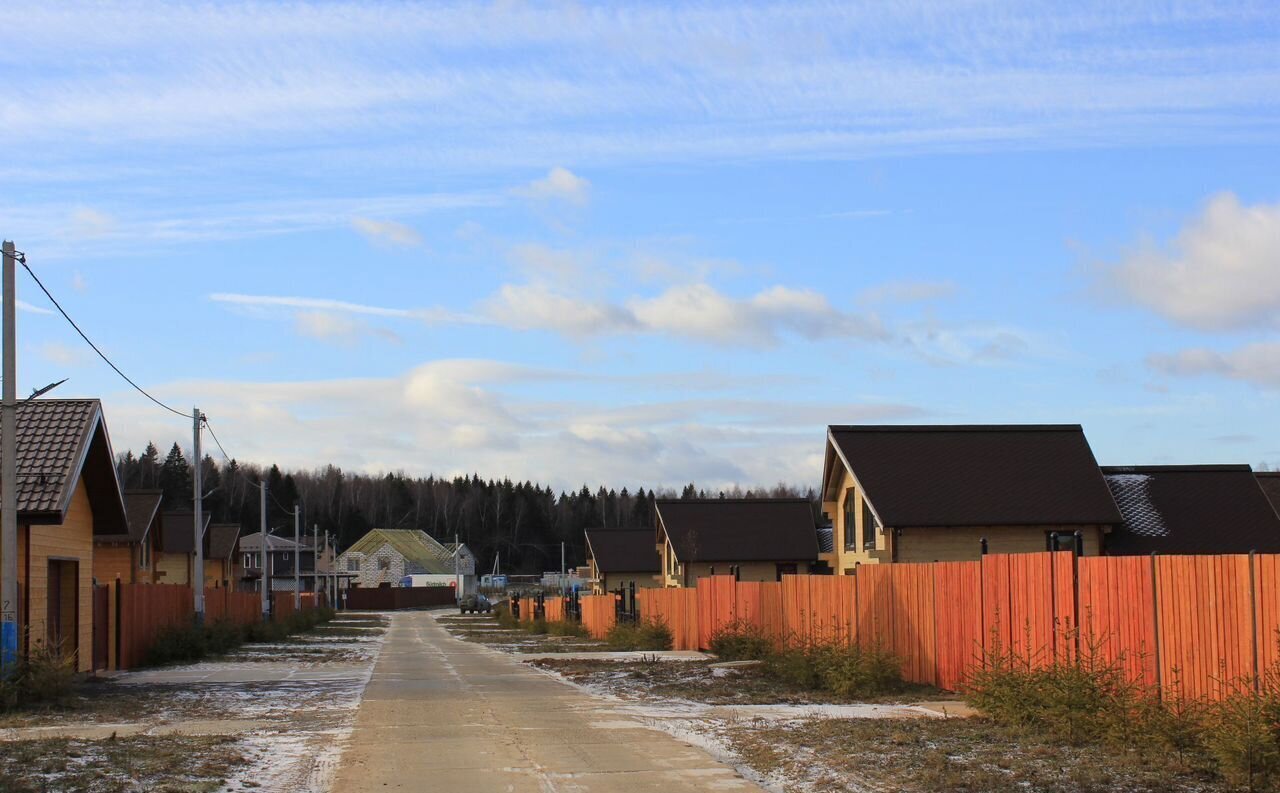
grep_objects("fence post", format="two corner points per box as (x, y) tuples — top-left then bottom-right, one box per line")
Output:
(629, 582), (637, 620)
(1150, 553), (1163, 697)
(1250, 550), (1260, 692)
(980, 537), (988, 556)
(114, 578), (123, 671)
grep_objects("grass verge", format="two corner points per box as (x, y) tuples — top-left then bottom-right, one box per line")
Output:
(0, 734), (247, 793)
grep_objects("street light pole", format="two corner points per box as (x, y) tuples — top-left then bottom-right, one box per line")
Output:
(1, 241), (19, 672)
(293, 503), (300, 609)
(259, 482), (269, 620)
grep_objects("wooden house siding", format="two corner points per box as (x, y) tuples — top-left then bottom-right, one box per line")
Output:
(153, 551), (190, 586)
(93, 544), (135, 585)
(20, 480), (96, 672)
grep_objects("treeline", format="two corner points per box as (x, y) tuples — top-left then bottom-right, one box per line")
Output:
(116, 442), (817, 574)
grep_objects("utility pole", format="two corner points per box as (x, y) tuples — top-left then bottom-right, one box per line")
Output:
(454, 532), (460, 600)
(259, 483), (269, 619)
(1, 241), (19, 672)
(192, 407), (204, 624)
(293, 503), (300, 609)
(561, 541), (566, 596)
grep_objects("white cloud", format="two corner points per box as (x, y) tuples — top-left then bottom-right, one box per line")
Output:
(515, 167), (590, 205)
(480, 283), (637, 337)
(350, 217), (423, 248)
(210, 292), (418, 319)
(104, 358), (927, 490)
(16, 300), (53, 315)
(631, 284), (887, 346)
(38, 341), (85, 366)
(71, 271), (87, 292)
(294, 310), (364, 342)
(69, 207), (114, 238)
(1148, 343), (1280, 389)
(1104, 192), (1280, 331)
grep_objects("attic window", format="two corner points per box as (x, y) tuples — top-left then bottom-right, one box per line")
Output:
(347, 558), (359, 572)
(843, 490), (857, 550)
(862, 501), (879, 550)
(378, 558), (391, 571)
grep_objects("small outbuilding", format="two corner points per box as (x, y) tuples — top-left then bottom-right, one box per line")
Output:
(585, 528), (661, 595)
(655, 498), (820, 587)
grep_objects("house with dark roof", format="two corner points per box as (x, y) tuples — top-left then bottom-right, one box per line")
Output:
(154, 510), (209, 586)
(584, 528), (661, 594)
(5, 399), (129, 672)
(821, 425), (1122, 571)
(654, 498), (820, 587)
(1103, 466), (1280, 555)
(1258, 473), (1280, 519)
(94, 489), (162, 585)
(204, 524), (241, 588)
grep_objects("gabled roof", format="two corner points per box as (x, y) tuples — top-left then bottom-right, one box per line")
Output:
(1103, 465), (1280, 555)
(1258, 473), (1280, 518)
(340, 528), (455, 574)
(160, 511), (211, 555)
(585, 529), (660, 573)
(96, 489), (163, 544)
(825, 424), (1122, 528)
(206, 524), (241, 560)
(238, 531), (306, 552)
(655, 498), (819, 563)
(0, 399), (127, 531)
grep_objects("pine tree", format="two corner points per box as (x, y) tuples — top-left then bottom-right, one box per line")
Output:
(158, 443), (191, 508)
(139, 442), (160, 488)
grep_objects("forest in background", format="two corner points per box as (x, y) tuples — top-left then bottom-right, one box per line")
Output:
(115, 441), (819, 574)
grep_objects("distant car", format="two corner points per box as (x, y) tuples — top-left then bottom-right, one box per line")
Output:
(459, 593), (492, 614)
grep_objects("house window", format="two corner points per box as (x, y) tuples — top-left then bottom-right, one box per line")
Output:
(139, 540), (150, 569)
(347, 558), (359, 572)
(283, 552), (290, 561)
(843, 489), (857, 550)
(378, 558), (391, 571)
(243, 554), (251, 569)
(862, 501), (878, 550)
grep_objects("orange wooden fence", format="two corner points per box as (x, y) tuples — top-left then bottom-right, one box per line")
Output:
(543, 598), (564, 622)
(544, 552), (1280, 698)
(204, 588), (260, 626)
(580, 594), (617, 639)
(117, 583), (193, 669)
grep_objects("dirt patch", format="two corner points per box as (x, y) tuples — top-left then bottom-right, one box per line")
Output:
(530, 658), (941, 705)
(440, 620), (608, 653)
(0, 734), (246, 792)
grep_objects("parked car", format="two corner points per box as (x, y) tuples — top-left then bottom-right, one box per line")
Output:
(459, 593), (492, 614)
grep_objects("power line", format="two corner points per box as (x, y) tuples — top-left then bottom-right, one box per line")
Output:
(203, 416), (298, 516)
(19, 259), (189, 418)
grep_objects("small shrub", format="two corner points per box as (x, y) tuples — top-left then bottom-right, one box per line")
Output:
(527, 619), (550, 635)
(546, 619), (589, 638)
(1203, 684), (1280, 791)
(709, 620), (773, 661)
(494, 604), (519, 629)
(606, 619), (673, 651)
(0, 642), (77, 710)
(760, 640), (905, 698)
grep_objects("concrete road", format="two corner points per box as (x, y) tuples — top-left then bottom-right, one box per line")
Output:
(331, 611), (764, 793)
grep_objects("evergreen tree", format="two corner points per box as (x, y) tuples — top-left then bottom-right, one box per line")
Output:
(158, 443), (191, 508)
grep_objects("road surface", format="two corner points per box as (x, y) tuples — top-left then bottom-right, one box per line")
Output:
(331, 610), (763, 792)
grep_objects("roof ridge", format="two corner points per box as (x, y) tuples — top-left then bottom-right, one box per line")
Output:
(829, 424), (1083, 433)
(1103, 464), (1254, 473)
(654, 497), (811, 504)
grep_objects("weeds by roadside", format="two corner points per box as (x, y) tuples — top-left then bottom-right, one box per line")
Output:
(146, 606), (337, 666)
(606, 619), (674, 651)
(0, 643), (77, 712)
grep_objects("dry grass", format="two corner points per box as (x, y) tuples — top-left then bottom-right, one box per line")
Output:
(529, 658), (941, 705)
(0, 734), (246, 792)
(722, 717), (1233, 793)
(440, 616), (607, 653)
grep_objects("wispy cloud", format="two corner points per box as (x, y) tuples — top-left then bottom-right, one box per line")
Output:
(350, 217), (423, 248)
(1149, 343), (1280, 389)
(514, 167), (590, 206)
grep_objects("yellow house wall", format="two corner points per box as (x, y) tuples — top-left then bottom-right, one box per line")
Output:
(600, 572), (661, 594)
(895, 525), (1105, 563)
(20, 480), (96, 673)
(154, 551), (190, 586)
(93, 544), (135, 585)
(830, 468), (892, 573)
(204, 558), (229, 588)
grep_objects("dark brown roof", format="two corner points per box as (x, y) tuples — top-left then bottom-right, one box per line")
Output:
(827, 425), (1122, 528)
(96, 489), (163, 544)
(1258, 473), (1280, 518)
(207, 524), (241, 560)
(1103, 466), (1280, 555)
(160, 511), (211, 555)
(0, 399), (127, 529)
(585, 529), (660, 573)
(655, 498), (818, 563)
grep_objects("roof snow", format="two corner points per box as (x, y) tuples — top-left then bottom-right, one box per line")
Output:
(1104, 474), (1169, 538)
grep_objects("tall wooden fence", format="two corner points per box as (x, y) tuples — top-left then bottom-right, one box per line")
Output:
(607, 552), (1280, 698)
(580, 594), (617, 639)
(205, 588), (261, 626)
(117, 583), (193, 669)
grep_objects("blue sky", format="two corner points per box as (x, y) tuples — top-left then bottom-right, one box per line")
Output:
(2, 1), (1278, 490)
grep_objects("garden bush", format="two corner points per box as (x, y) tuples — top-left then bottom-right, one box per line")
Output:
(606, 619), (673, 651)
(761, 640), (905, 698)
(0, 642), (77, 711)
(709, 620), (774, 661)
